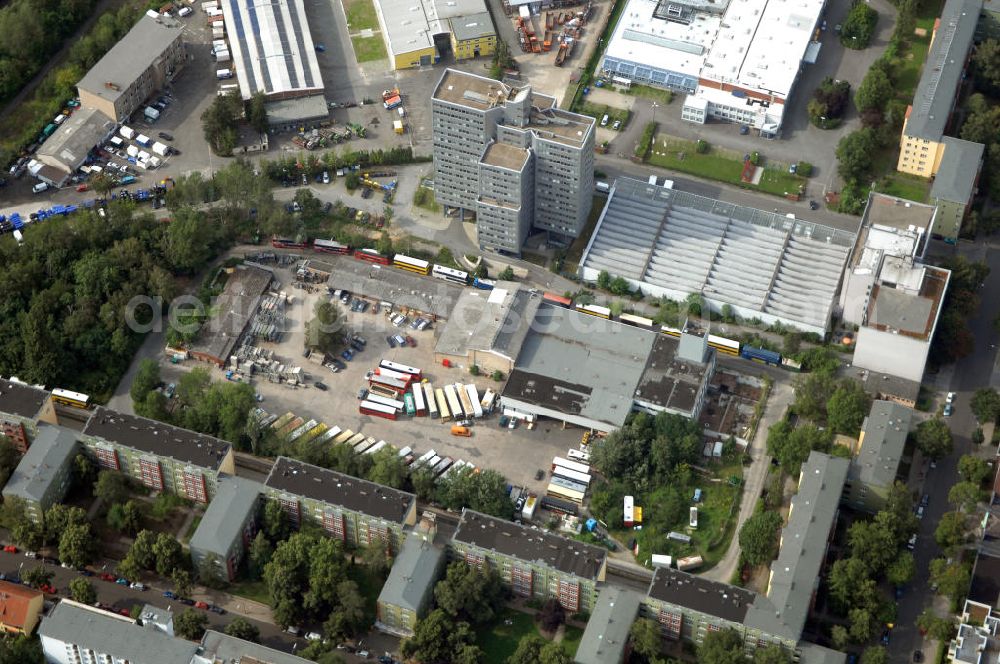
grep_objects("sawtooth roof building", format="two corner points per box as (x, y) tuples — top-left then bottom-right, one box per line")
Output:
(601, 0), (826, 134)
(579, 178), (858, 335)
(221, 0), (324, 101)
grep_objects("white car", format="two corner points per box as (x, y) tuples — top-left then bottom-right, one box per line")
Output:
(130, 582), (146, 591)
(305, 632), (322, 641)
(946, 392), (955, 403)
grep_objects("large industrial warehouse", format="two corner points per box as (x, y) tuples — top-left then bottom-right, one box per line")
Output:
(578, 178), (858, 336)
(601, 0), (824, 134)
(221, 0), (327, 123)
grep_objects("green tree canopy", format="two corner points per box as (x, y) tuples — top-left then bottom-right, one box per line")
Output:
(401, 609), (481, 664)
(69, 577), (97, 605)
(934, 511), (968, 553)
(826, 379), (871, 434)
(739, 510), (783, 567)
(629, 617), (662, 661)
(433, 561), (506, 626)
(305, 300), (344, 354)
(959, 454), (993, 485)
(698, 628), (747, 664)
(174, 608), (209, 640)
(224, 617), (260, 642)
(914, 418), (953, 460)
(948, 481), (983, 513)
(971, 388), (1000, 423)
(130, 358), (161, 403)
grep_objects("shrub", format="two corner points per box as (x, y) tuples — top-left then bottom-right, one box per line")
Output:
(695, 139), (709, 154)
(841, 2), (878, 49)
(796, 162), (814, 177)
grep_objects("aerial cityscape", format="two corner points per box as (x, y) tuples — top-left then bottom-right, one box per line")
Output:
(0, 0), (998, 660)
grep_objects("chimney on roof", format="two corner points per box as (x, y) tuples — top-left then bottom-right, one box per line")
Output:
(105, 82), (120, 91)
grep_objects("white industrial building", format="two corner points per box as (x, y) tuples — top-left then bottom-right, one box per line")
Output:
(220, 0), (325, 110)
(601, 0), (825, 134)
(578, 178), (858, 336)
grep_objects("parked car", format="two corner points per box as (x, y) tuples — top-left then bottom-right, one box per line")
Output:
(130, 582), (146, 591)
(386, 335), (397, 348)
(946, 391), (956, 403)
(314, 381), (328, 391)
(163, 590), (176, 599)
(116, 578), (129, 585)
(943, 404), (953, 417)
(404, 335), (416, 347)
(306, 632), (323, 641)
(340, 349), (353, 361)
(195, 601), (209, 610)
(392, 335), (406, 347)
(179, 598), (195, 606)
(158, 132), (173, 141)
(907, 533), (917, 550)
(3, 545), (17, 553)
(209, 605), (226, 614)
(357, 389), (369, 400)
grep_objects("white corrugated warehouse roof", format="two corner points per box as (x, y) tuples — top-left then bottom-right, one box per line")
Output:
(221, 0), (324, 100)
(579, 178), (858, 334)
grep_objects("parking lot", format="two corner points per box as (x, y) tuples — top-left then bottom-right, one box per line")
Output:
(180, 259), (584, 494)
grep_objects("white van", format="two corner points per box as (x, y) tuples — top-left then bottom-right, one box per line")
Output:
(600, 114), (609, 126)
(32, 182), (49, 194)
(178, 6), (192, 16)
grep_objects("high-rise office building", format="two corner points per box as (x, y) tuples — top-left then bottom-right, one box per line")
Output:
(432, 68), (595, 254)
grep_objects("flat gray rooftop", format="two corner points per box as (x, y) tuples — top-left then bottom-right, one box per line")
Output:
(574, 586), (642, 664)
(264, 94), (330, 125)
(864, 192), (937, 233)
(189, 475), (262, 556)
(77, 14), (184, 105)
(453, 509), (607, 579)
(265, 456), (416, 524)
(865, 265), (948, 341)
(2, 424), (78, 504)
(931, 137), (985, 204)
(450, 12), (496, 41)
(38, 600), (198, 664)
(634, 335), (711, 414)
(325, 260), (464, 319)
(481, 142), (529, 171)
(189, 264), (273, 362)
(83, 407), (232, 471)
(853, 400), (911, 490)
(647, 567), (754, 623)
(36, 107), (116, 172)
(200, 629), (314, 663)
(747, 451), (849, 640)
(580, 178), (857, 333)
(904, 0), (983, 141)
(0, 378), (48, 419)
(434, 283), (534, 359)
(377, 531), (444, 612)
(503, 303), (656, 429)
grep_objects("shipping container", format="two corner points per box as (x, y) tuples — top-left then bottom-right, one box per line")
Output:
(464, 384), (483, 418)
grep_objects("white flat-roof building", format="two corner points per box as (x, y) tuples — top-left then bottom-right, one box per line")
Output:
(221, 0), (324, 101)
(601, 0), (825, 134)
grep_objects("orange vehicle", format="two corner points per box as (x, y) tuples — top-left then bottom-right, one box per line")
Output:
(450, 425), (472, 437)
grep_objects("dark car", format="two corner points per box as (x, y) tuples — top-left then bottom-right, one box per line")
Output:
(386, 335), (397, 348)
(209, 605), (226, 615)
(340, 349), (353, 361)
(361, 187), (373, 199)
(357, 389), (369, 400)
(332, 358), (347, 371)
(163, 590), (176, 599)
(179, 598), (195, 606)
(323, 201), (333, 214)
(350, 340), (364, 352)
(314, 381), (328, 391)
(809, 200), (819, 210)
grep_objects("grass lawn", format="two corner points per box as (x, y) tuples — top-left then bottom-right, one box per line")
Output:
(228, 579), (270, 605)
(578, 102), (630, 127)
(343, 0), (380, 31)
(351, 35), (387, 62)
(877, 173), (931, 202)
(894, 35), (931, 100)
(624, 83), (674, 105)
(475, 608), (580, 664)
(648, 137), (807, 199)
(412, 185), (441, 213)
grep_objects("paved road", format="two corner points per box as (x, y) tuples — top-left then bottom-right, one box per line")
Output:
(888, 241), (1000, 663)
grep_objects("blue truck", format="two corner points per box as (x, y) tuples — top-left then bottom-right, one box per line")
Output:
(740, 346), (781, 366)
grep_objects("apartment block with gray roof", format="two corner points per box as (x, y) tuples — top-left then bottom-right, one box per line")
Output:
(574, 586), (643, 664)
(432, 68), (595, 253)
(189, 475), (263, 582)
(80, 407), (235, 503)
(39, 599), (199, 664)
(843, 400), (912, 513)
(376, 515), (446, 637)
(450, 508), (607, 613)
(264, 456), (417, 552)
(1, 424), (78, 523)
(0, 378), (52, 453)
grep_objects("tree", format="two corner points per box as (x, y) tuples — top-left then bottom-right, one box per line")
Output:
(826, 380), (871, 434)
(106, 500), (143, 536)
(914, 418), (953, 460)
(367, 446), (407, 489)
(767, 422), (830, 474)
(0, 634), (44, 663)
(840, 2), (878, 48)
(854, 66), (893, 113)
(174, 608), (209, 640)
(324, 580), (367, 642)
(959, 454), (993, 485)
(754, 645), (792, 664)
(94, 470), (131, 506)
(401, 609), (480, 664)
(971, 388), (1000, 423)
(597, 270), (612, 289)
(433, 561), (506, 626)
(949, 481), (982, 513)
(305, 300), (343, 354)
(12, 519), (43, 551)
(201, 93), (241, 156)
(793, 371), (837, 421)
(153, 532), (184, 576)
(499, 266), (515, 281)
(361, 541), (390, 576)
(375, 232), (394, 257)
(930, 557), (972, 601)
(972, 38), (1000, 92)
(630, 618), (662, 661)
(44, 504), (88, 546)
(247, 532), (273, 580)
(224, 617), (260, 642)
(536, 599), (565, 633)
(837, 128), (880, 182)
(172, 568), (193, 598)
(830, 625), (849, 651)
(849, 607), (875, 642)
(247, 91), (269, 134)
(130, 358), (161, 404)
(73, 454), (97, 491)
(848, 518), (899, 575)
(59, 523), (96, 568)
(69, 577), (97, 605)
(129, 530), (159, 570)
(698, 628), (747, 664)
(739, 510), (783, 567)
(860, 646), (889, 664)
(474, 262), (488, 279)
(116, 555), (142, 583)
(21, 565), (53, 589)
(886, 551), (916, 587)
